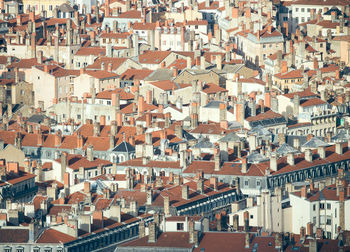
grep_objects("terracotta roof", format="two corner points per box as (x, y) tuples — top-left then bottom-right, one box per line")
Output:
(99, 32), (130, 39)
(48, 205), (72, 216)
(35, 65), (80, 77)
(132, 22), (157, 30)
(96, 88), (134, 100)
(139, 51), (171, 64)
(117, 10), (142, 19)
(300, 98), (326, 107)
(201, 83), (228, 94)
(198, 1), (220, 10)
(55, 154), (112, 170)
(282, 89), (318, 99)
(120, 69), (153, 80)
(36, 229), (76, 244)
(238, 78), (266, 86)
(7, 58), (41, 69)
(0, 229), (29, 243)
(75, 47), (105, 56)
(120, 232), (193, 248)
(246, 110), (284, 122)
(83, 70), (118, 79)
(149, 80), (191, 91)
(274, 69), (303, 79)
(86, 57), (127, 71)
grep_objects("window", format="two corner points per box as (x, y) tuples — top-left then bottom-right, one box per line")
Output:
(320, 43), (323, 48)
(283, 17), (288, 21)
(313, 204), (316, 211)
(177, 223), (184, 230)
(16, 248), (24, 252)
(313, 216), (316, 225)
(77, 114), (81, 119)
(250, 215), (253, 219)
(301, 8), (305, 12)
(307, 8), (310, 12)
(33, 248), (40, 252)
(327, 203), (331, 210)
(295, 8), (299, 12)
(319, 203), (324, 209)
(326, 232), (331, 239)
(335, 208), (337, 218)
(301, 17), (305, 22)
(107, 101), (111, 105)
(256, 180), (261, 186)
(244, 180), (248, 186)
(326, 217), (331, 225)
(4, 248), (11, 252)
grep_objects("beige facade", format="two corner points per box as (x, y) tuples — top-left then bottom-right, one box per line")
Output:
(174, 69), (225, 86)
(21, 0), (66, 17)
(0, 144), (26, 167)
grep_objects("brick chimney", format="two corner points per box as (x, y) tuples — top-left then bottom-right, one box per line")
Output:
(301, 186), (307, 198)
(243, 211), (249, 232)
(92, 210), (104, 229)
(307, 222), (313, 237)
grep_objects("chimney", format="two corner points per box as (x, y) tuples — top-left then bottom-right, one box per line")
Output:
(93, 121), (100, 136)
(336, 142), (343, 155)
(331, 11), (336, 22)
(245, 233), (250, 248)
(301, 186), (307, 198)
(139, 220), (145, 238)
(200, 56), (205, 70)
(197, 179), (204, 194)
(92, 210), (104, 229)
(216, 54), (222, 70)
(148, 222), (157, 243)
(146, 189), (153, 205)
(214, 154), (221, 171)
(61, 152), (68, 176)
(287, 153), (295, 166)
(317, 146), (326, 159)
(243, 211), (249, 232)
(100, 115), (106, 126)
(84, 181), (90, 193)
(307, 222), (313, 237)
(305, 149), (312, 162)
(270, 153), (277, 171)
(180, 185), (189, 201)
(241, 157), (248, 173)
(87, 145), (94, 161)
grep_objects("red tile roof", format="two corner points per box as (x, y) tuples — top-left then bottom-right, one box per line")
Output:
(120, 69), (153, 80)
(36, 229), (76, 244)
(139, 51), (171, 64)
(246, 110), (284, 122)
